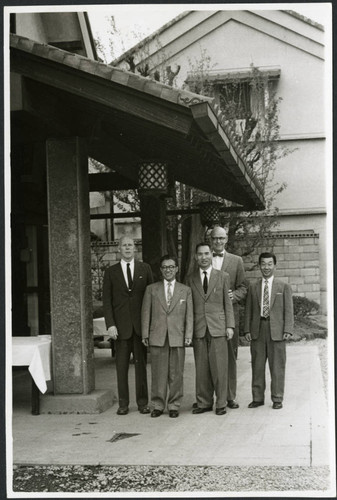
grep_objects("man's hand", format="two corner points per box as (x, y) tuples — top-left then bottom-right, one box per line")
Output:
(228, 289), (234, 301)
(226, 328), (234, 340)
(283, 333), (292, 341)
(142, 338), (149, 347)
(108, 326), (118, 340)
(184, 338), (192, 347)
(245, 333), (252, 342)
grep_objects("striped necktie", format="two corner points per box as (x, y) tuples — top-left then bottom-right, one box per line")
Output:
(263, 279), (270, 318)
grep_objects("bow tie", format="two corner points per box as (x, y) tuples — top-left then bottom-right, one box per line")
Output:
(213, 253), (224, 258)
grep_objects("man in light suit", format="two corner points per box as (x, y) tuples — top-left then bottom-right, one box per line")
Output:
(186, 242), (235, 416)
(141, 255), (193, 418)
(103, 235), (153, 415)
(243, 252), (294, 409)
(210, 226), (247, 409)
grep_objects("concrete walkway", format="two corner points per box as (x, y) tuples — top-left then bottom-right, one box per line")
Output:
(11, 345), (331, 467)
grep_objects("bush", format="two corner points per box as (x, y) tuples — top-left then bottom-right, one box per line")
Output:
(293, 295), (319, 317)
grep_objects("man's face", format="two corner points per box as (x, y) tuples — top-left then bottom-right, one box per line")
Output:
(195, 245), (213, 270)
(119, 237), (135, 262)
(211, 227), (228, 253)
(160, 259), (178, 282)
(259, 257), (276, 278)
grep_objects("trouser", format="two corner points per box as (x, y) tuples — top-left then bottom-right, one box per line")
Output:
(150, 337), (185, 411)
(115, 330), (148, 409)
(193, 330), (228, 409)
(250, 318), (286, 403)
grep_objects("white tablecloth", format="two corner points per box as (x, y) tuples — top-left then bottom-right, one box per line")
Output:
(12, 335), (52, 393)
(93, 317), (107, 336)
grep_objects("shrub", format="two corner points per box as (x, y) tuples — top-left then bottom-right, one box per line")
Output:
(293, 295), (319, 317)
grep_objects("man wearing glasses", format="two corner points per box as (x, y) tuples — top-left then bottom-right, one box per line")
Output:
(210, 226), (247, 409)
(141, 255), (193, 418)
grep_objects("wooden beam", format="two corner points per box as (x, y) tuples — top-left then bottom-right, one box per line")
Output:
(89, 173), (137, 191)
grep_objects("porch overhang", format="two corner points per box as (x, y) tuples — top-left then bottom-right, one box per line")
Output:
(10, 33), (265, 210)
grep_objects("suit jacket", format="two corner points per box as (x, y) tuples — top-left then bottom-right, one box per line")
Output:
(103, 260), (153, 339)
(244, 278), (294, 341)
(220, 252), (247, 305)
(185, 268), (235, 338)
(141, 281), (193, 347)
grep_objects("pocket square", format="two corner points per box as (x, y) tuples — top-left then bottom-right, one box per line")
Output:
(180, 299), (186, 304)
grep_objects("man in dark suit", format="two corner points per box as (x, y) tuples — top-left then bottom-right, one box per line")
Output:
(210, 226), (247, 409)
(141, 255), (193, 418)
(186, 242), (235, 416)
(103, 235), (153, 415)
(243, 252), (294, 409)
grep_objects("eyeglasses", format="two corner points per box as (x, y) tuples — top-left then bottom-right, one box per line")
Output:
(161, 265), (176, 270)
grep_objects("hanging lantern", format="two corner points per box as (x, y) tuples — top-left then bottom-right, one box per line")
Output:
(138, 161), (168, 196)
(198, 201), (222, 227)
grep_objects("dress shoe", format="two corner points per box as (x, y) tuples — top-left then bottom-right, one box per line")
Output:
(138, 406), (150, 414)
(151, 409), (163, 418)
(248, 401), (264, 408)
(192, 406), (212, 414)
(116, 407), (129, 415)
(272, 402), (283, 409)
(169, 410), (179, 418)
(192, 402), (198, 409)
(215, 407), (227, 416)
(227, 400), (239, 409)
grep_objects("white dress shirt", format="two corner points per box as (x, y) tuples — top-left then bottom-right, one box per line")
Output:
(121, 259), (134, 287)
(212, 252), (225, 270)
(260, 275), (274, 317)
(164, 279), (176, 303)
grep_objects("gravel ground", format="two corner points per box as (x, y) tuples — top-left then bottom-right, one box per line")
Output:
(12, 331), (331, 495)
(13, 464), (330, 493)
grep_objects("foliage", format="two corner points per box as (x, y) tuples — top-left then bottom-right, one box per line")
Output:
(293, 296), (320, 317)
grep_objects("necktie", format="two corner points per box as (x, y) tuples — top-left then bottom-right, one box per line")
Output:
(203, 271), (208, 294)
(167, 282), (172, 308)
(126, 263), (133, 290)
(263, 279), (269, 318)
(213, 253), (224, 258)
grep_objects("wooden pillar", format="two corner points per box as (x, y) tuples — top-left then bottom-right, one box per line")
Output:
(46, 138), (94, 394)
(138, 161), (169, 280)
(140, 194), (167, 281)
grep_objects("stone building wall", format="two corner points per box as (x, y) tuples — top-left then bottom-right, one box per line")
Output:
(91, 231), (320, 305)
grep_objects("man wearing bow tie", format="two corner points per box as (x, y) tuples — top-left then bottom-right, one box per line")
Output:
(210, 226), (247, 409)
(243, 252), (293, 409)
(103, 236), (153, 415)
(141, 255), (193, 418)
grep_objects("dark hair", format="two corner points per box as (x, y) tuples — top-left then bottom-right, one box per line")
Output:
(160, 254), (178, 267)
(259, 252), (277, 265)
(195, 242), (211, 253)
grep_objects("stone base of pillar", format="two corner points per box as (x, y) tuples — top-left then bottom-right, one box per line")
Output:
(39, 390), (115, 414)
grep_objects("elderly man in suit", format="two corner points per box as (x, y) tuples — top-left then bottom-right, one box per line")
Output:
(243, 252), (294, 409)
(209, 226), (247, 409)
(186, 242), (235, 416)
(141, 255), (193, 418)
(103, 235), (153, 415)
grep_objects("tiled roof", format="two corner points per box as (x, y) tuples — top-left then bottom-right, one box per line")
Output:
(10, 33), (212, 110)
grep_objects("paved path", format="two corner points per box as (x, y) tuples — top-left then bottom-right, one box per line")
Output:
(11, 345), (331, 467)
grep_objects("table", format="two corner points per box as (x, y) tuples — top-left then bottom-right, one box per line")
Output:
(12, 335), (52, 415)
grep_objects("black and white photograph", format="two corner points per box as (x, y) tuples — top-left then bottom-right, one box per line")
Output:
(4, 2), (335, 497)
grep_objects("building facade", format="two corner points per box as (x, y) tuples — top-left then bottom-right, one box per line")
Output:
(114, 9), (329, 312)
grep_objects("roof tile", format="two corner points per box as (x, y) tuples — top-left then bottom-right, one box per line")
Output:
(110, 69), (130, 86)
(127, 74), (146, 91)
(94, 63), (114, 79)
(17, 37), (35, 53)
(31, 42), (52, 59)
(47, 46), (66, 64)
(78, 58), (97, 75)
(63, 52), (82, 69)
(142, 80), (164, 98)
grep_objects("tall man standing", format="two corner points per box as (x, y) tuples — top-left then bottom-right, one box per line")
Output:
(141, 255), (193, 418)
(243, 252), (294, 409)
(103, 236), (153, 415)
(186, 243), (235, 416)
(210, 226), (247, 409)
